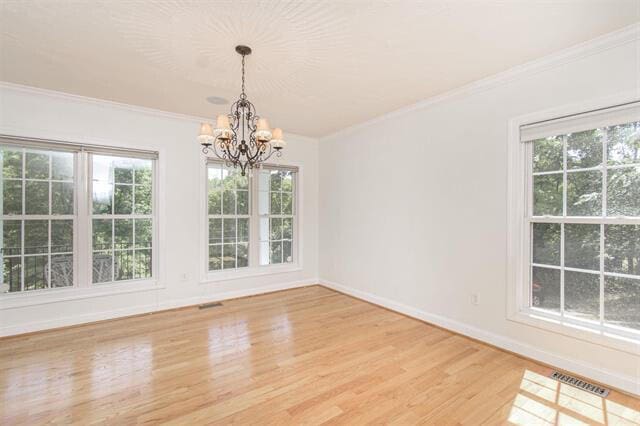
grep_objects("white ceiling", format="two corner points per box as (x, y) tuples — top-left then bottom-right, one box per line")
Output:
(1, 1), (638, 137)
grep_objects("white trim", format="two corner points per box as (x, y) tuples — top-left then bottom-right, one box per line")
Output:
(318, 279), (640, 396)
(507, 92), (640, 355)
(323, 23), (640, 141)
(0, 279), (162, 310)
(0, 278), (316, 337)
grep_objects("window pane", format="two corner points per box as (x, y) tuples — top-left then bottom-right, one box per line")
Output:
(281, 172), (293, 192)
(24, 220), (48, 255)
(236, 173), (249, 190)
(24, 255), (48, 290)
(605, 225), (639, 276)
(223, 218), (236, 243)
(92, 181), (113, 214)
(282, 218), (293, 240)
(134, 184), (152, 214)
(3, 257), (21, 292)
(566, 170), (601, 216)
(605, 276), (640, 330)
(566, 129), (603, 169)
(270, 241), (282, 264)
(115, 250), (133, 280)
(135, 249), (152, 279)
(93, 251), (113, 283)
(114, 184), (133, 214)
(208, 218), (222, 244)
(532, 223), (560, 266)
(135, 162), (152, 186)
(50, 254), (73, 288)
(533, 174), (562, 216)
(208, 189), (221, 215)
(135, 219), (152, 248)
(237, 218), (249, 243)
(270, 192), (282, 215)
(607, 166), (640, 217)
(51, 152), (73, 181)
(51, 220), (73, 253)
(114, 219), (133, 250)
(282, 193), (293, 215)
(51, 182), (74, 215)
(270, 218), (282, 240)
(533, 137), (563, 173)
(25, 181), (49, 215)
(2, 180), (22, 214)
(237, 242), (248, 268)
(2, 148), (22, 178)
(222, 244), (236, 269)
(223, 190), (236, 215)
(92, 219), (112, 251)
(209, 245), (222, 270)
(565, 224), (600, 271)
(270, 171), (281, 191)
(223, 169), (236, 190)
(531, 266), (560, 312)
(564, 271), (599, 321)
(25, 152), (49, 179)
(283, 240), (292, 263)
(607, 122), (640, 165)
(237, 190), (249, 215)
(3, 220), (22, 256)
(114, 165), (133, 184)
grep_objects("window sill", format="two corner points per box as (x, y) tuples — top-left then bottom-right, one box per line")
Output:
(508, 309), (640, 355)
(0, 279), (164, 310)
(201, 264), (302, 284)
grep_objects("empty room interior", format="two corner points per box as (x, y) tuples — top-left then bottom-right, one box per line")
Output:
(1, 1), (640, 424)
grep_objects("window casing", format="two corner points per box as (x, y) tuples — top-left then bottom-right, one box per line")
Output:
(509, 100), (640, 347)
(0, 137), (157, 294)
(205, 160), (298, 276)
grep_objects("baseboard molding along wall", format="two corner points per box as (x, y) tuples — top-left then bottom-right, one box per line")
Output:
(318, 279), (639, 397)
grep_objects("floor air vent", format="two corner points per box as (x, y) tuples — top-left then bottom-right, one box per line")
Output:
(550, 371), (609, 397)
(199, 302), (223, 309)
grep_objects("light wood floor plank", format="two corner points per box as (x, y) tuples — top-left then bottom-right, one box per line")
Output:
(1, 285), (638, 425)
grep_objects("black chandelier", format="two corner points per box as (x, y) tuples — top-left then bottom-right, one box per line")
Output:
(198, 45), (285, 176)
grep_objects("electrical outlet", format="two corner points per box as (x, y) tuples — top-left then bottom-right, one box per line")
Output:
(180, 273), (189, 282)
(471, 293), (479, 306)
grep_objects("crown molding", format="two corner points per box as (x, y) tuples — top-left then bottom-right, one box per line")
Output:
(321, 23), (640, 141)
(0, 81), (318, 143)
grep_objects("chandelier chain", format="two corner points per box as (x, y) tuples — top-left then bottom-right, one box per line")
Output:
(240, 53), (246, 100)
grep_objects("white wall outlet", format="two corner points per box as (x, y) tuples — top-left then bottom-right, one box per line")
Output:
(471, 293), (479, 306)
(180, 273), (189, 282)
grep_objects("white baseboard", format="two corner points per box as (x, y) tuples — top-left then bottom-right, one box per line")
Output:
(318, 278), (639, 397)
(0, 278), (317, 337)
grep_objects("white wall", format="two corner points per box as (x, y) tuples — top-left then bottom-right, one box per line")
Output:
(0, 84), (319, 335)
(319, 29), (640, 394)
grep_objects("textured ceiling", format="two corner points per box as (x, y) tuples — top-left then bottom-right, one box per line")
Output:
(1, 0), (638, 137)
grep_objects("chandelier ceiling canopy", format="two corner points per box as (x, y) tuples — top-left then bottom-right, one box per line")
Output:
(198, 45), (285, 175)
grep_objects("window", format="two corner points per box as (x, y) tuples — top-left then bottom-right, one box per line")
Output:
(205, 161), (298, 274)
(91, 155), (154, 283)
(511, 101), (640, 344)
(259, 168), (295, 265)
(1, 138), (157, 294)
(1, 147), (75, 291)
(207, 164), (250, 270)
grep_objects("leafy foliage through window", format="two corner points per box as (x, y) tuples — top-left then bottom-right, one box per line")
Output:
(530, 121), (639, 331)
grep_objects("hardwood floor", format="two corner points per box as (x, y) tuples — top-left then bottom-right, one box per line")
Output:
(1, 285), (638, 425)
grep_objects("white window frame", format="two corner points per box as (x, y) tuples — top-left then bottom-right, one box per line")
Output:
(200, 159), (302, 283)
(507, 93), (640, 355)
(0, 135), (161, 306)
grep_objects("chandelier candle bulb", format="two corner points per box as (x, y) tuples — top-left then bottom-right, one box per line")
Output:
(197, 122), (214, 146)
(256, 118), (272, 142)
